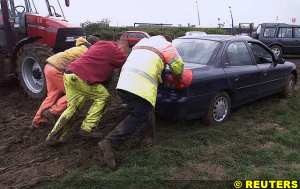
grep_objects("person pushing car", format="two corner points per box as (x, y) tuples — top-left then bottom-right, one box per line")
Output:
(32, 36), (99, 129)
(46, 37), (129, 145)
(98, 35), (184, 169)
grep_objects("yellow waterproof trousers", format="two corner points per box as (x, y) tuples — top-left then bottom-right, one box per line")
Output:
(46, 73), (109, 141)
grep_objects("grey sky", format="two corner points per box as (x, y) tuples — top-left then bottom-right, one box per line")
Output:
(62, 0), (300, 27)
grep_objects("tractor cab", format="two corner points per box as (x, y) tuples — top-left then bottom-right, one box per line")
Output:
(10, 0), (66, 29)
(0, 0), (84, 99)
(1, 0), (80, 54)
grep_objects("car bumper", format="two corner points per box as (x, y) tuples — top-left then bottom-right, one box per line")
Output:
(156, 89), (213, 120)
(156, 93), (189, 120)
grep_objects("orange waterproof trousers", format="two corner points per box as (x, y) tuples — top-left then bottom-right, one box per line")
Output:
(33, 64), (67, 126)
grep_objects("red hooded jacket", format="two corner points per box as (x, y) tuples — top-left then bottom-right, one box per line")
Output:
(68, 41), (127, 84)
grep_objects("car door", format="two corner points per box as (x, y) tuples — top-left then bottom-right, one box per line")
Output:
(247, 42), (285, 96)
(223, 41), (260, 103)
(293, 27), (300, 54)
(277, 27), (294, 54)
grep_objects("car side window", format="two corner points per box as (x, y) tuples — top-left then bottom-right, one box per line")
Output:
(278, 27), (293, 38)
(263, 28), (276, 38)
(226, 42), (253, 66)
(294, 28), (300, 38)
(248, 42), (273, 64)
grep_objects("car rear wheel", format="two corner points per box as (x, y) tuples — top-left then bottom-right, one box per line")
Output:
(271, 45), (283, 57)
(203, 92), (231, 125)
(281, 74), (296, 98)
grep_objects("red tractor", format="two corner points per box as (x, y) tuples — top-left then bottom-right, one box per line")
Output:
(0, 0), (84, 98)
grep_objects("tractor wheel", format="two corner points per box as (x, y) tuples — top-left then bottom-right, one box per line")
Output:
(17, 43), (53, 99)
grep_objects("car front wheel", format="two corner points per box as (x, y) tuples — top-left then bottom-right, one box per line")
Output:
(281, 74), (296, 98)
(203, 92), (231, 125)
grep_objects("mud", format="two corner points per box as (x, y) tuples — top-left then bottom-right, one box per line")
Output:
(0, 77), (126, 189)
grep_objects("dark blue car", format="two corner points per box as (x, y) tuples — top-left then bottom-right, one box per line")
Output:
(157, 35), (297, 125)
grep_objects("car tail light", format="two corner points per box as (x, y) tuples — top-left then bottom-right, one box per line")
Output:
(164, 69), (193, 89)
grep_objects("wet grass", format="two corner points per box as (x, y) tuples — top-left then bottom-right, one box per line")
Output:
(38, 88), (300, 189)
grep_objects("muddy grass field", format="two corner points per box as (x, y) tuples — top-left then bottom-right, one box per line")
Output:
(0, 81), (129, 189)
(0, 59), (300, 189)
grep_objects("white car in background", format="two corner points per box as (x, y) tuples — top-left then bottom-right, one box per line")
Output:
(185, 31), (207, 37)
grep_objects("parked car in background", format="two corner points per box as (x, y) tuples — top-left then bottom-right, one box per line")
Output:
(185, 31), (207, 37)
(120, 31), (150, 47)
(237, 23), (254, 36)
(157, 35), (297, 125)
(253, 23), (300, 57)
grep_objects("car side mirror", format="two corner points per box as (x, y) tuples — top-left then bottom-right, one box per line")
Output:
(273, 54), (285, 66)
(65, 0), (70, 7)
(278, 57), (285, 64)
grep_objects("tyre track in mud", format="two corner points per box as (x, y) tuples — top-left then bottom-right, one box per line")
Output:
(0, 75), (126, 189)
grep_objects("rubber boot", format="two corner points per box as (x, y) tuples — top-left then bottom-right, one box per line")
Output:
(142, 110), (156, 146)
(46, 122), (68, 146)
(98, 139), (117, 170)
(42, 109), (58, 126)
(79, 129), (104, 139)
(30, 123), (40, 130)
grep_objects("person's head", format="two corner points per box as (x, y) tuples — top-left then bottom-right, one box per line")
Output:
(158, 34), (172, 42)
(114, 32), (128, 54)
(148, 32), (156, 36)
(164, 35), (173, 42)
(75, 36), (89, 47)
(86, 35), (100, 45)
(116, 38), (129, 56)
(75, 36), (99, 48)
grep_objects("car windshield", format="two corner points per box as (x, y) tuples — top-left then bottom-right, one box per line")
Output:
(173, 39), (220, 65)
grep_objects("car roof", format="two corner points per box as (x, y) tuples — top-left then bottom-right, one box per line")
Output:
(259, 23), (300, 27)
(123, 31), (150, 37)
(124, 31), (149, 34)
(125, 31), (145, 33)
(177, 34), (258, 42)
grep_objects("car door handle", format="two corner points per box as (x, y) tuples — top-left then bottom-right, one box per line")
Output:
(263, 72), (268, 76)
(234, 77), (240, 82)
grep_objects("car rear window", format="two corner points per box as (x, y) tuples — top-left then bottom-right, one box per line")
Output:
(173, 39), (220, 65)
